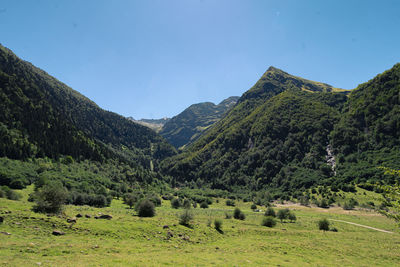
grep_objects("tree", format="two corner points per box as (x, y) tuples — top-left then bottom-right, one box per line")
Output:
(123, 193), (137, 208)
(318, 218), (330, 231)
(277, 209), (289, 222)
(265, 207), (276, 217)
(33, 183), (67, 214)
(137, 199), (155, 217)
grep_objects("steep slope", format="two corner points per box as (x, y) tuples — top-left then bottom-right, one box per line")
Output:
(330, 63), (400, 186)
(127, 117), (170, 133)
(159, 96), (239, 149)
(161, 67), (350, 195)
(0, 44), (176, 167)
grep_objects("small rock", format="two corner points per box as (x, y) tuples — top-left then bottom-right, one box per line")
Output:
(52, 230), (65, 236)
(215, 247), (219, 250)
(98, 214), (112, 220)
(94, 216), (99, 219)
(178, 233), (183, 237)
(67, 218), (77, 223)
(14, 222), (21, 225)
(173, 224), (177, 227)
(36, 262), (42, 266)
(0, 232), (11, 235)
(0, 216), (3, 223)
(92, 245), (99, 249)
(163, 225), (169, 229)
(166, 231), (173, 238)
(85, 214), (91, 218)
(76, 214), (83, 218)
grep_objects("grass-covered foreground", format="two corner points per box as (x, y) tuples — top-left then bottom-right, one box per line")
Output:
(0, 188), (399, 266)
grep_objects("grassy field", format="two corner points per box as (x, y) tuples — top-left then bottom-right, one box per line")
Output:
(0, 188), (399, 266)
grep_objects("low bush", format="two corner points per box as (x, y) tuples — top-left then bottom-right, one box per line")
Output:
(265, 207), (276, 217)
(318, 218), (330, 231)
(179, 209), (193, 226)
(214, 219), (223, 231)
(261, 216), (276, 227)
(233, 208), (245, 220)
(137, 199), (155, 217)
(226, 199), (235, 206)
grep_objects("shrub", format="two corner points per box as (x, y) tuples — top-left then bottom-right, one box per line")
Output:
(233, 208), (245, 220)
(226, 199), (235, 206)
(288, 212), (297, 222)
(214, 219), (223, 231)
(251, 204), (257, 210)
(123, 193), (137, 209)
(147, 194), (162, 207)
(33, 183), (67, 214)
(330, 227), (338, 232)
(137, 199), (155, 217)
(179, 209), (193, 226)
(261, 216), (276, 227)
(277, 209), (290, 222)
(183, 199), (191, 209)
(200, 201), (209, 209)
(171, 198), (181, 209)
(317, 198), (330, 208)
(318, 218), (330, 231)
(265, 207), (276, 217)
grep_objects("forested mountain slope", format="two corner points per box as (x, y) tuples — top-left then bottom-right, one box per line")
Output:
(0, 44), (176, 168)
(159, 96), (239, 149)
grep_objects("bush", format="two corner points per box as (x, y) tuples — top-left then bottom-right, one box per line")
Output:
(179, 209), (193, 226)
(226, 199), (235, 206)
(277, 208), (290, 222)
(137, 199), (155, 217)
(123, 193), (137, 209)
(233, 208), (245, 220)
(288, 212), (296, 222)
(171, 198), (181, 209)
(147, 194), (162, 207)
(183, 199), (191, 209)
(318, 218), (330, 231)
(251, 204), (257, 210)
(261, 216), (276, 227)
(200, 201), (209, 209)
(33, 183), (67, 214)
(214, 219), (223, 231)
(265, 207), (276, 217)
(317, 198), (330, 208)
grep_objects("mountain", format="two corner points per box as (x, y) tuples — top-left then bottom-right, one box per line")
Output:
(0, 44), (176, 168)
(127, 117), (170, 133)
(159, 96), (239, 149)
(160, 67), (356, 195)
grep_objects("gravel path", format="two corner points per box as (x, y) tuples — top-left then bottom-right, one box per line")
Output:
(329, 219), (394, 234)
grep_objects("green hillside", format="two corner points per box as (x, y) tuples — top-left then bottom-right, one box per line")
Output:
(159, 96), (239, 149)
(0, 44), (176, 167)
(160, 65), (400, 197)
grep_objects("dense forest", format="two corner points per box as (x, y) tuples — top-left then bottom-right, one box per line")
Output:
(1, 43), (400, 204)
(161, 65), (400, 198)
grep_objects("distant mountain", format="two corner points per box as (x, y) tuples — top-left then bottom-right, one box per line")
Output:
(0, 44), (176, 168)
(127, 117), (170, 133)
(159, 96), (239, 149)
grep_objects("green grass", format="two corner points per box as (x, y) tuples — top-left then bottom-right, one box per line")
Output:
(1, 189), (399, 266)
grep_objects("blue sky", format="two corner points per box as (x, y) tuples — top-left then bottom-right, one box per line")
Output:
(1, 0), (399, 119)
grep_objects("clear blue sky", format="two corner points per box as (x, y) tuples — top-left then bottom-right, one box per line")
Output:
(1, 0), (399, 119)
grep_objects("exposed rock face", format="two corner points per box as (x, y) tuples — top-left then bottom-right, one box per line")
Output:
(326, 144), (336, 176)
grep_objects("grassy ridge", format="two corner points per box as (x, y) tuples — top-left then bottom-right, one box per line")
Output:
(1, 188), (399, 266)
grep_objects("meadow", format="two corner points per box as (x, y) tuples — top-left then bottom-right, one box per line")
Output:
(0, 187), (399, 267)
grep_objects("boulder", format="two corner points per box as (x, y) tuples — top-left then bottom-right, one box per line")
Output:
(67, 218), (77, 223)
(85, 214), (91, 218)
(76, 214), (83, 218)
(52, 230), (65, 236)
(163, 225), (169, 229)
(0, 216), (3, 223)
(98, 214), (112, 220)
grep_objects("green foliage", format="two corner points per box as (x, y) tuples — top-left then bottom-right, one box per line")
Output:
(250, 204), (257, 210)
(32, 182), (67, 214)
(179, 208), (193, 226)
(318, 218), (330, 231)
(0, 185), (21, 200)
(200, 201), (209, 209)
(288, 212), (297, 222)
(123, 193), (138, 209)
(261, 216), (277, 227)
(265, 207), (276, 217)
(225, 199), (235, 206)
(137, 199), (155, 217)
(214, 218), (223, 231)
(233, 208), (245, 220)
(171, 198), (181, 209)
(277, 209), (290, 222)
